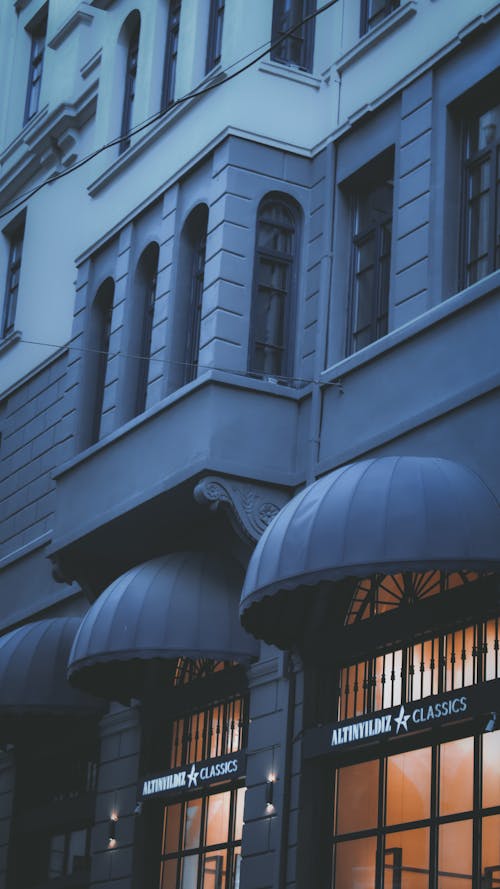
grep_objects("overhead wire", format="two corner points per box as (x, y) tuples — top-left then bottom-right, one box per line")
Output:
(0, 0), (339, 220)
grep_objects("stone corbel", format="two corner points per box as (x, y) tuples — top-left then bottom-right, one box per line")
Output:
(194, 476), (290, 544)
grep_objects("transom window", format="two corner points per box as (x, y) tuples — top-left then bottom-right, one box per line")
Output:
(249, 196), (297, 381)
(462, 102), (500, 287)
(170, 695), (246, 769)
(332, 730), (500, 888)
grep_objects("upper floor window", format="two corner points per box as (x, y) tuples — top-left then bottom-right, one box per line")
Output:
(162, 0), (182, 110)
(132, 243), (158, 417)
(271, 0), (315, 72)
(462, 102), (500, 288)
(2, 222), (24, 339)
(206, 0), (225, 73)
(183, 206), (208, 385)
(360, 0), (400, 35)
(120, 14), (140, 154)
(347, 153), (393, 355)
(24, 7), (47, 123)
(89, 278), (114, 444)
(249, 195), (298, 382)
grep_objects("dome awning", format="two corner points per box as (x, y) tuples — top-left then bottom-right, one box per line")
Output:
(68, 552), (259, 700)
(240, 456), (500, 645)
(0, 618), (105, 737)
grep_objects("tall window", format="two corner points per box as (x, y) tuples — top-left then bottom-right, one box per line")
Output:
(206, 0), (225, 73)
(248, 195), (298, 382)
(89, 279), (114, 445)
(332, 731), (500, 888)
(462, 102), (500, 288)
(162, 0), (181, 110)
(24, 9), (47, 123)
(271, 0), (315, 72)
(120, 16), (140, 154)
(183, 206), (208, 385)
(360, 0), (400, 35)
(347, 156), (393, 355)
(132, 243), (158, 417)
(2, 223), (25, 339)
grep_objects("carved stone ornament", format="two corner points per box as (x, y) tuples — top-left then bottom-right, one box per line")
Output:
(193, 476), (290, 544)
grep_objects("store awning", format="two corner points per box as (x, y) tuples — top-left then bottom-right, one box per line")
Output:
(240, 456), (500, 645)
(68, 552), (259, 700)
(0, 618), (105, 736)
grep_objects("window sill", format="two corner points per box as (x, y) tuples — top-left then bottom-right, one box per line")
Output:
(259, 60), (322, 90)
(336, 0), (418, 73)
(0, 329), (21, 354)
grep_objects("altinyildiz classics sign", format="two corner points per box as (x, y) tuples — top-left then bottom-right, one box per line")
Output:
(140, 751), (246, 801)
(303, 681), (500, 760)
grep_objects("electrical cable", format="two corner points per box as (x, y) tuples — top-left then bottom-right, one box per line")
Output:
(0, 0), (339, 220)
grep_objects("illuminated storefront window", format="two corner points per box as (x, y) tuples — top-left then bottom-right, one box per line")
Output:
(332, 730), (500, 888)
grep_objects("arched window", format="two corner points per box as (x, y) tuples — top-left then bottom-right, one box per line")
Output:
(162, 0), (181, 110)
(132, 242), (159, 417)
(120, 13), (140, 154)
(249, 195), (298, 382)
(89, 278), (114, 445)
(183, 205), (208, 386)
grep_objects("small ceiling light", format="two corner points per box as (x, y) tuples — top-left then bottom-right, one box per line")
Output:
(485, 711), (497, 733)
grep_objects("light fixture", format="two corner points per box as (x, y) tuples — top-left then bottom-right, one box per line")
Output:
(133, 801), (143, 815)
(265, 775), (276, 809)
(108, 814), (118, 847)
(485, 711), (497, 733)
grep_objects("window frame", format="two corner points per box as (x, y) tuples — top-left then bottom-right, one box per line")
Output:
(89, 278), (114, 445)
(360, 0), (400, 36)
(248, 193), (299, 384)
(206, 0), (225, 73)
(162, 0), (182, 110)
(133, 243), (159, 417)
(120, 20), (140, 154)
(24, 7), (47, 124)
(1, 222), (25, 340)
(183, 210), (208, 386)
(270, 0), (316, 73)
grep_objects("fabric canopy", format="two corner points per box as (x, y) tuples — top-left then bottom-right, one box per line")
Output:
(0, 618), (104, 734)
(68, 551), (259, 700)
(240, 456), (500, 642)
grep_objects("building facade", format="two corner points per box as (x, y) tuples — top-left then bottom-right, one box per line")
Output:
(1, 1), (500, 888)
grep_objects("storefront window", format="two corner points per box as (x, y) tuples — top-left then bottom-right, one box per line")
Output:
(331, 731), (500, 888)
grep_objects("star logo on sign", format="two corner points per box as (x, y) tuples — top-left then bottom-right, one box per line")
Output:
(394, 705), (410, 734)
(187, 764), (199, 788)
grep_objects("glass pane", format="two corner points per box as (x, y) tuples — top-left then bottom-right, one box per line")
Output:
(383, 828), (429, 889)
(67, 828), (88, 873)
(438, 820), (472, 889)
(163, 803), (182, 854)
(234, 788), (245, 841)
(483, 731), (500, 809)
(233, 851), (241, 889)
(335, 760), (379, 835)
(334, 837), (377, 889)
(439, 737), (473, 815)
(48, 834), (65, 878)
(386, 747), (431, 826)
(202, 850), (227, 889)
(183, 797), (202, 850)
(180, 854), (199, 889)
(477, 105), (500, 151)
(258, 220), (293, 254)
(255, 288), (285, 347)
(206, 792), (231, 847)
(259, 258), (288, 291)
(160, 857), (178, 889)
(482, 814), (500, 888)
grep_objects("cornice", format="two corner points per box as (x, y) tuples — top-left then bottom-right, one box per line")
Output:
(48, 8), (95, 51)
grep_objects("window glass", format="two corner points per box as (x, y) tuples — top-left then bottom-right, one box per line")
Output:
(183, 798), (202, 849)
(335, 760), (379, 834)
(67, 828), (88, 873)
(482, 730), (500, 808)
(481, 813), (500, 884)
(334, 837), (377, 889)
(48, 834), (65, 878)
(439, 737), (473, 815)
(383, 828), (429, 889)
(234, 788), (245, 839)
(160, 857), (178, 889)
(386, 748), (431, 826)
(438, 820), (472, 889)
(163, 803), (182, 853)
(180, 854), (198, 889)
(206, 792), (231, 847)
(463, 101), (500, 286)
(202, 849), (227, 889)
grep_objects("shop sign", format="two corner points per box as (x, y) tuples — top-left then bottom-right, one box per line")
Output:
(140, 751), (245, 801)
(303, 682), (500, 760)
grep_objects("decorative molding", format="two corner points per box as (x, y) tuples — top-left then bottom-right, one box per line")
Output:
(335, 1), (418, 73)
(48, 9), (94, 50)
(0, 330), (21, 355)
(81, 48), (102, 80)
(259, 60), (322, 90)
(194, 475), (290, 543)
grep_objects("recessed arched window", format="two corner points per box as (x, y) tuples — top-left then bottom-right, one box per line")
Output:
(131, 242), (159, 417)
(248, 195), (298, 382)
(162, 0), (181, 110)
(183, 205), (208, 386)
(89, 278), (114, 445)
(120, 12), (140, 154)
